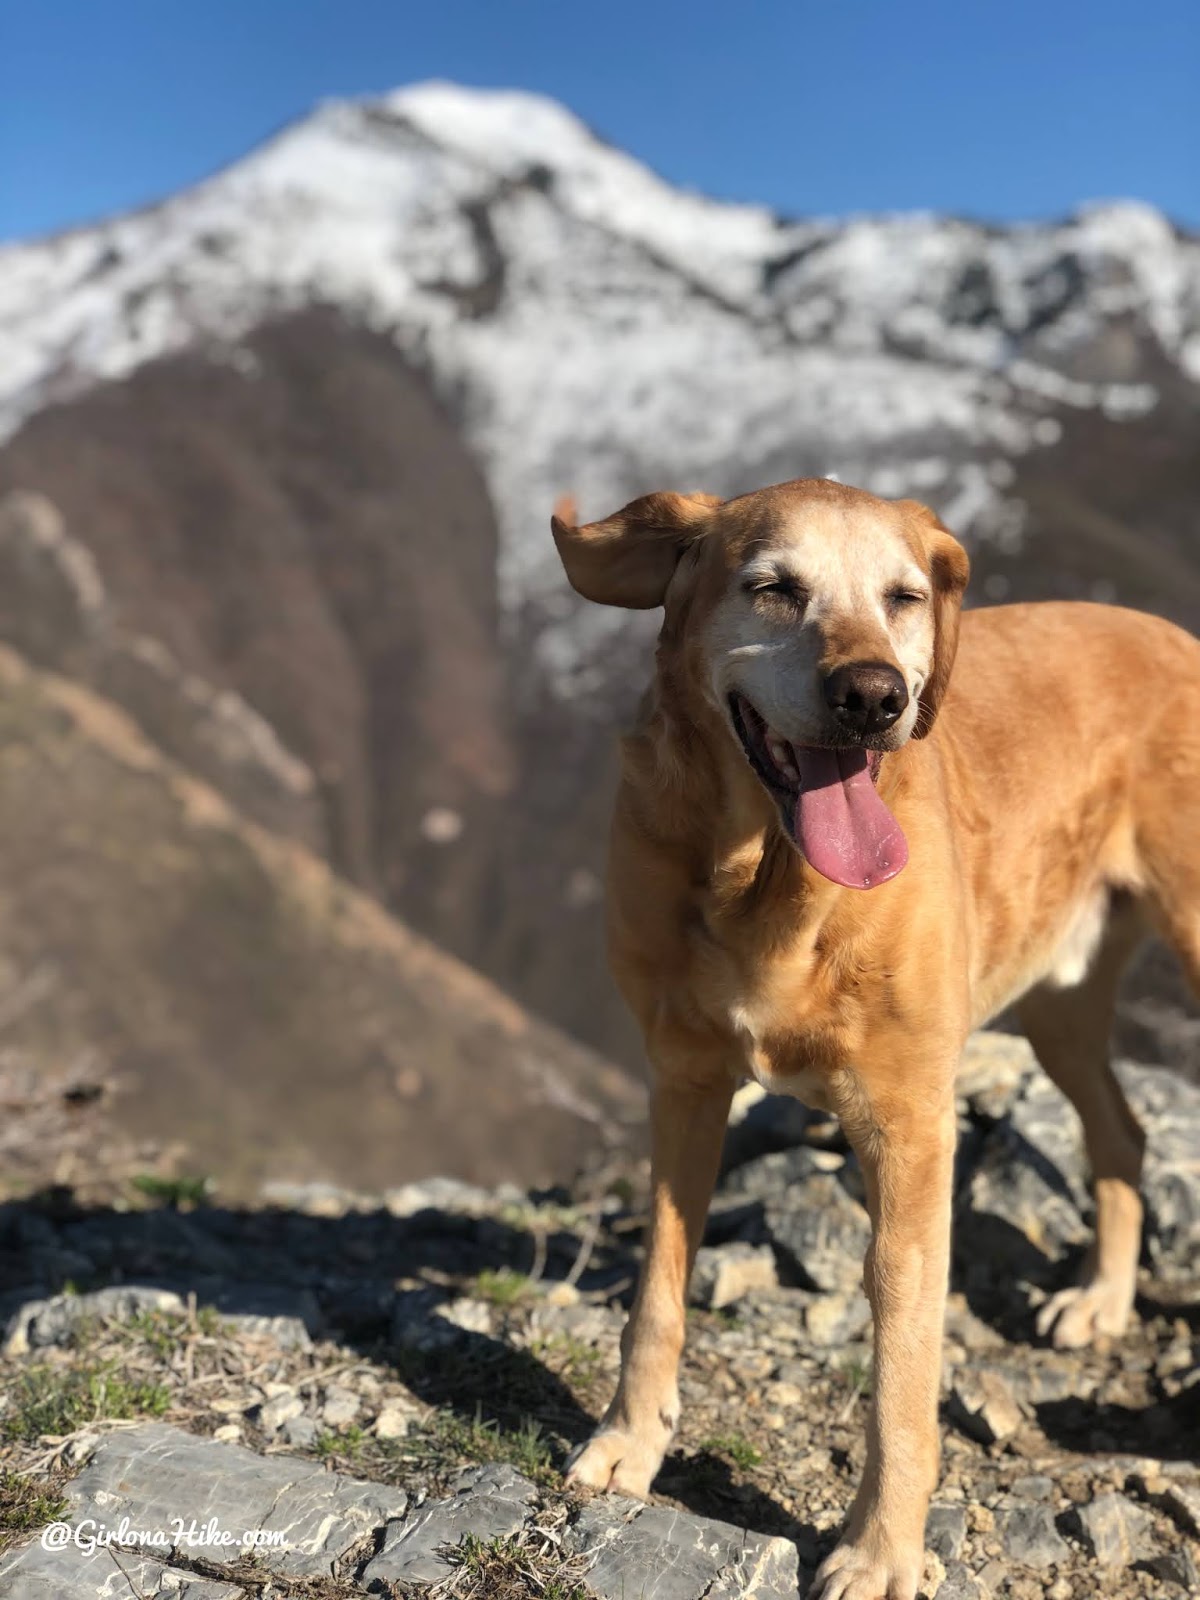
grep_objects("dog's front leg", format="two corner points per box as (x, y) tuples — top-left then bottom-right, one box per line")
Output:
(813, 1071), (957, 1600)
(566, 1072), (732, 1497)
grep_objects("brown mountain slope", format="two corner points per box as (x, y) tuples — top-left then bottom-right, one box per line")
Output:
(0, 314), (645, 1070)
(0, 307), (514, 925)
(0, 644), (641, 1198)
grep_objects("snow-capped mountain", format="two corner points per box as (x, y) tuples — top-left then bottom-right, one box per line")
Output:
(2, 82), (1198, 691)
(3, 83), (1200, 1074)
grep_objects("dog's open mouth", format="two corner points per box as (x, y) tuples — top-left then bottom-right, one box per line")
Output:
(729, 693), (908, 889)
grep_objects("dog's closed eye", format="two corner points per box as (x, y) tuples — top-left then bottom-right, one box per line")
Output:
(743, 576), (810, 611)
(885, 587), (928, 612)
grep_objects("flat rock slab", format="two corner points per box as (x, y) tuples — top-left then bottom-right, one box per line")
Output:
(1, 1546), (245, 1600)
(567, 1496), (800, 1600)
(363, 1463), (537, 1585)
(362, 1464), (799, 1597)
(0, 1422), (407, 1597)
(0, 1423), (803, 1600)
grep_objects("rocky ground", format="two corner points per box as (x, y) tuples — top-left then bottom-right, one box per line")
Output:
(0, 1033), (1197, 1599)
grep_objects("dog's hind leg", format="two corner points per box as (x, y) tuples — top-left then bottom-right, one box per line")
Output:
(1017, 900), (1146, 1349)
(1140, 847), (1200, 1005)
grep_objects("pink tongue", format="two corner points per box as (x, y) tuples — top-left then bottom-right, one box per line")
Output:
(793, 748), (908, 890)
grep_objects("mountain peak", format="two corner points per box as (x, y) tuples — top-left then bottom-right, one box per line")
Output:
(382, 79), (605, 168)
(0, 79), (1197, 673)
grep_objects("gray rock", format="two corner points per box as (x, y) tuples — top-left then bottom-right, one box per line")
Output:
(567, 1495), (799, 1600)
(223, 1312), (313, 1351)
(321, 1384), (361, 1427)
(997, 1501), (1071, 1569)
(1023, 1364), (1097, 1406)
(23, 1421), (406, 1580)
(0, 1543), (245, 1600)
(2, 1285), (186, 1356)
(280, 1415), (320, 1450)
(944, 1295), (1007, 1354)
(804, 1290), (871, 1346)
(966, 1074), (1092, 1265)
(384, 1176), (510, 1218)
(690, 1243), (778, 1310)
(1073, 1491), (1153, 1566)
(972, 1557), (1008, 1594)
(188, 1281), (323, 1344)
(254, 1390), (303, 1432)
(358, 1462), (800, 1597)
(3, 1274), (323, 1356)
(1147, 1545), (1200, 1592)
(373, 1398), (420, 1439)
(956, 1033), (1034, 1117)
(1158, 1335), (1200, 1399)
(699, 1540), (803, 1600)
(948, 1367), (1023, 1444)
(934, 1561), (988, 1600)
(258, 1180), (374, 1216)
(956, 1050), (1200, 1286)
(1119, 1063), (1200, 1284)
(1162, 1481), (1200, 1538)
(363, 1463), (536, 1585)
(527, 1298), (624, 1346)
(728, 1147), (871, 1295)
(1009, 1475), (1054, 1502)
(927, 1502), (968, 1562)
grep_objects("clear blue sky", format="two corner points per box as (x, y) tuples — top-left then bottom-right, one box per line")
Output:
(2, 0), (1196, 243)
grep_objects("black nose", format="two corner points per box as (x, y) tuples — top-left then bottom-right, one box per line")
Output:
(823, 661), (910, 736)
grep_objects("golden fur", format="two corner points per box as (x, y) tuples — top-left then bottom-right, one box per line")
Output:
(550, 477), (1200, 1600)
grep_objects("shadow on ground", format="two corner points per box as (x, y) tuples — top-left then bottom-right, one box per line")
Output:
(0, 1188), (831, 1548)
(2, 1177), (1195, 1540)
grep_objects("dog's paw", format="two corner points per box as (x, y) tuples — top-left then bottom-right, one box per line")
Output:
(809, 1533), (923, 1600)
(1036, 1279), (1134, 1349)
(563, 1425), (666, 1498)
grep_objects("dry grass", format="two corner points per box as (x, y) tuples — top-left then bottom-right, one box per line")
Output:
(414, 1507), (593, 1600)
(128, 1546), (385, 1600)
(0, 1468), (69, 1556)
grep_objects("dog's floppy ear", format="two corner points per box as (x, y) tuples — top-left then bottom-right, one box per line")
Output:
(898, 501), (970, 739)
(551, 491), (722, 608)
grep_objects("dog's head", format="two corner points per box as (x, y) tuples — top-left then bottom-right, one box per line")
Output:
(551, 477), (969, 889)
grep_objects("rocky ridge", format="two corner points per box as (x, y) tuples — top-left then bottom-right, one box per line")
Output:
(1, 1033), (1196, 1598)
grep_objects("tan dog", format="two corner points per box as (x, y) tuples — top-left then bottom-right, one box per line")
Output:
(550, 477), (1200, 1600)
